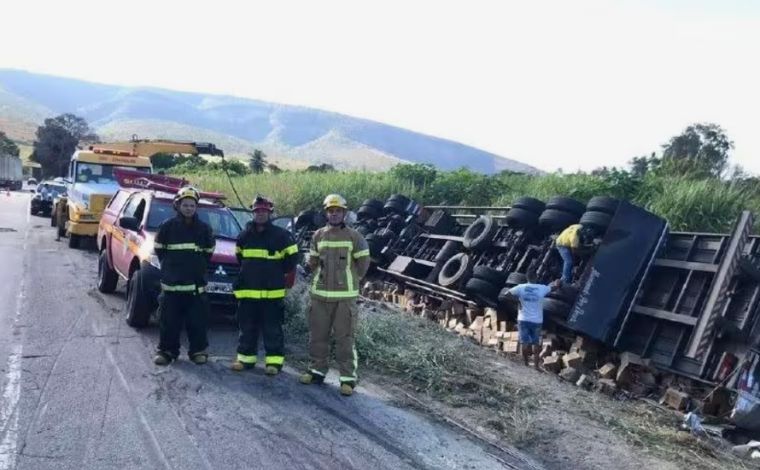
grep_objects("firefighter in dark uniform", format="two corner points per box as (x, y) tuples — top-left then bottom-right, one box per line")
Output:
(153, 185), (216, 366)
(231, 195), (299, 375)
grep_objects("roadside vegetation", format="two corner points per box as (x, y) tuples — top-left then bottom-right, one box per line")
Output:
(168, 123), (757, 233)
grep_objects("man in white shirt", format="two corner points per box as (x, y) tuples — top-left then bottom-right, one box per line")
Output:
(508, 273), (559, 369)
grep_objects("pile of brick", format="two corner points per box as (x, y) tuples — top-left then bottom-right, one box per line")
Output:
(366, 282), (735, 416)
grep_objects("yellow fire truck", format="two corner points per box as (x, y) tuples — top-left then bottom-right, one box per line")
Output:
(54, 138), (223, 248)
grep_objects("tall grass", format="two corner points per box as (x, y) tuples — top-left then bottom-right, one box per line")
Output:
(182, 167), (760, 233)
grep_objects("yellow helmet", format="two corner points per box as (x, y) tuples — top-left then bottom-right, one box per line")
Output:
(174, 185), (200, 204)
(323, 193), (348, 210)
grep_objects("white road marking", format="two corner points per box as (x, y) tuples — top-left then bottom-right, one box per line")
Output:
(0, 222), (29, 469)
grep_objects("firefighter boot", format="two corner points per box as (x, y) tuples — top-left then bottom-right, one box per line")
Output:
(340, 382), (355, 397)
(299, 371), (325, 385)
(231, 361), (255, 372)
(153, 351), (174, 366)
(190, 352), (208, 365)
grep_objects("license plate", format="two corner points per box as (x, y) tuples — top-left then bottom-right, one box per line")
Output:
(205, 282), (233, 294)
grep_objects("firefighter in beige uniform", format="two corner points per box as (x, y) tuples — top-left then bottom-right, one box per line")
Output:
(300, 194), (370, 396)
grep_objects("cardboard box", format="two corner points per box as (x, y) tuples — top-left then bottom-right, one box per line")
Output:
(661, 388), (690, 411)
(598, 363), (617, 380)
(543, 356), (562, 373)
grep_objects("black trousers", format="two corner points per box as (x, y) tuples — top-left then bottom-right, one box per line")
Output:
(236, 299), (285, 368)
(158, 292), (209, 358)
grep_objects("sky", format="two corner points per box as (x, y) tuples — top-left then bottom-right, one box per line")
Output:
(1, 0), (759, 174)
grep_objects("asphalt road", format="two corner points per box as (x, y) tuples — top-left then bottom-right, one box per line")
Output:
(0, 190), (541, 470)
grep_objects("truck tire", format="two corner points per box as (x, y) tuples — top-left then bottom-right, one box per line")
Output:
(548, 284), (579, 304)
(68, 233), (81, 249)
(464, 277), (499, 306)
(433, 241), (459, 263)
(383, 198), (407, 215)
(126, 269), (155, 328)
(538, 209), (579, 233)
(462, 215), (496, 251)
(579, 211), (612, 233)
(543, 297), (572, 318)
(438, 253), (472, 287)
(361, 199), (385, 212)
(586, 196), (619, 215)
(497, 287), (519, 313)
(512, 197), (546, 214)
(506, 272), (528, 286)
(506, 207), (538, 230)
(357, 204), (381, 221)
(546, 197), (586, 217)
(97, 249), (118, 294)
(472, 265), (507, 286)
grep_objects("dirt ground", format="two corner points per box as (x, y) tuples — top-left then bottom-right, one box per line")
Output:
(349, 300), (751, 470)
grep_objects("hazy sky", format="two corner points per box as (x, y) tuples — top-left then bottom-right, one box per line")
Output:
(2, 0), (759, 173)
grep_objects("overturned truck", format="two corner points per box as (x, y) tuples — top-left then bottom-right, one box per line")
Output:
(316, 194), (760, 393)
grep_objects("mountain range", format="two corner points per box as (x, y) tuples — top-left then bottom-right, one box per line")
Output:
(0, 69), (538, 173)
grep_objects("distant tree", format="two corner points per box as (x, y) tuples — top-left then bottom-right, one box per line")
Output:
(389, 163), (437, 188)
(151, 152), (177, 170)
(31, 113), (98, 177)
(267, 163), (282, 174)
(248, 149), (267, 174)
(305, 163), (336, 173)
(660, 123), (733, 178)
(0, 131), (20, 157)
(208, 159), (249, 176)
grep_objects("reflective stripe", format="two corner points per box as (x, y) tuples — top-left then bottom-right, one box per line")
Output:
(317, 240), (354, 250)
(339, 376), (356, 383)
(154, 242), (165, 248)
(161, 283), (198, 292)
(312, 238), (358, 297)
(240, 247), (294, 259)
(233, 289), (287, 299)
(353, 249), (369, 259)
(237, 353), (257, 364)
(265, 355), (284, 366)
(309, 369), (326, 377)
(201, 246), (215, 253)
(235, 246), (242, 254)
(309, 250), (319, 257)
(311, 289), (359, 299)
(164, 243), (200, 250)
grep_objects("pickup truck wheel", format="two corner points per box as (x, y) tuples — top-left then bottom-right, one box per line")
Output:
(97, 249), (118, 293)
(125, 269), (155, 328)
(68, 234), (81, 249)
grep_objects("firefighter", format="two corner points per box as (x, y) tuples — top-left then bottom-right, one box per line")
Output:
(300, 194), (370, 396)
(231, 195), (299, 375)
(153, 185), (215, 365)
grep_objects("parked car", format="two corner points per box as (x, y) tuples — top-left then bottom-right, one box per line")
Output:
(27, 177), (38, 186)
(97, 187), (243, 327)
(30, 181), (66, 216)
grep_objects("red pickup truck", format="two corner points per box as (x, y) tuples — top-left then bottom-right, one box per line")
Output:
(96, 186), (243, 327)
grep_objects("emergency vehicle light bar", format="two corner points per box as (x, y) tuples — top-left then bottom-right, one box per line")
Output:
(113, 169), (226, 201)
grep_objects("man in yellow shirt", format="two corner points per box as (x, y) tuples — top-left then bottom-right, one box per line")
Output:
(554, 224), (595, 285)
